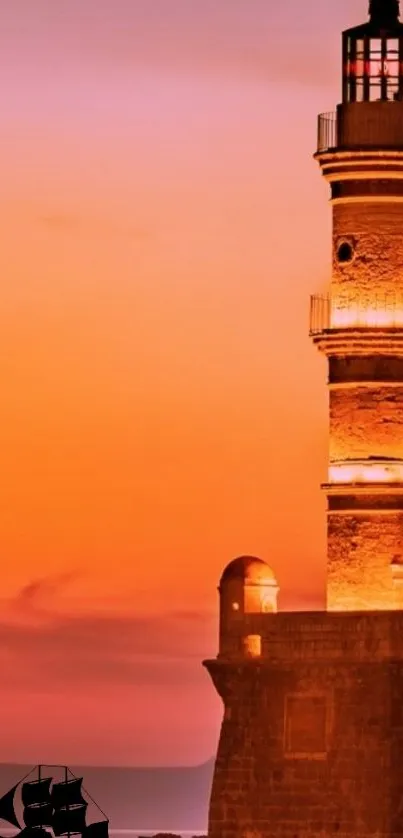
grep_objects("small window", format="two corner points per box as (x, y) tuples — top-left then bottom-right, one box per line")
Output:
(337, 241), (354, 263)
(244, 635), (261, 658)
(232, 601), (240, 611)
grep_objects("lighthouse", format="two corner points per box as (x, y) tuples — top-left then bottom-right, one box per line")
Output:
(311, 0), (403, 611)
(204, 3), (403, 837)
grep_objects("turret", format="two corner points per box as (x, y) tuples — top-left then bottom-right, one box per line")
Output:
(218, 556), (279, 658)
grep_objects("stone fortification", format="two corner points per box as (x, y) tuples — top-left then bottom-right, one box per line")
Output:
(205, 609), (403, 838)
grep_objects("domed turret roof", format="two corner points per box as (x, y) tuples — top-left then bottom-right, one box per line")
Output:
(220, 556), (277, 586)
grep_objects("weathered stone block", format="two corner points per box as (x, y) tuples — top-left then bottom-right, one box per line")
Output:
(329, 386), (403, 461)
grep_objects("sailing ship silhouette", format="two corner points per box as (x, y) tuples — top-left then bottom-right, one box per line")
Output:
(0, 766), (108, 838)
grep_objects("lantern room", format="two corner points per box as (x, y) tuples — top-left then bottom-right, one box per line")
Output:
(343, 0), (403, 103)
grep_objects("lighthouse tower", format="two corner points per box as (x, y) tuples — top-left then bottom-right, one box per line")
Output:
(311, 0), (403, 611)
(204, 3), (403, 838)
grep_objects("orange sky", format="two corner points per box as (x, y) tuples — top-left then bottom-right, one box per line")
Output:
(0, 0), (369, 766)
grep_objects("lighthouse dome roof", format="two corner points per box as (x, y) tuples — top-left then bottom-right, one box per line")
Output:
(220, 555), (277, 586)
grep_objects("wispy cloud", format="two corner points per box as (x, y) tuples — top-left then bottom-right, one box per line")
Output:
(16, 571), (79, 606)
(0, 575), (216, 692)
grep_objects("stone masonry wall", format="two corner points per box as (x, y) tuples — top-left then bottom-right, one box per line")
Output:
(205, 611), (403, 838)
(327, 511), (403, 610)
(332, 202), (403, 300)
(329, 385), (403, 461)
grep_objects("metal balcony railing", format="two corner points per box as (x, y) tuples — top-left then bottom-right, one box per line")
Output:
(310, 295), (331, 334)
(317, 112), (337, 153)
(309, 293), (403, 334)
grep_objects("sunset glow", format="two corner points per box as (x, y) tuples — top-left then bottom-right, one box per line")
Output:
(0, 0), (363, 767)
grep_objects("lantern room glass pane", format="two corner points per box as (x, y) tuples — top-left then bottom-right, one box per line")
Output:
(356, 81), (364, 101)
(387, 38), (399, 54)
(387, 60), (399, 76)
(369, 57), (382, 76)
(355, 57), (364, 76)
(388, 76), (399, 98)
(356, 39), (364, 57)
(370, 38), (382, 54)
(370, 80), (381, 100)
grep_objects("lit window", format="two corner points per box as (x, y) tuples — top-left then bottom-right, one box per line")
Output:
(232, 602), (240, 611)
(244, 635), (261, 658)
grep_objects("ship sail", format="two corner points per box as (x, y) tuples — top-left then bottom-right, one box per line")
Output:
(0, 783), (21, 829)
(21, 778), (52, 807)
(83, 821), (109, 838)
(19, 828), (53, 838)
(0, 765), (109, 838)
(23, 803), (53, 828)
(51, 779), (85, 809)
(52, 803), (88, 836)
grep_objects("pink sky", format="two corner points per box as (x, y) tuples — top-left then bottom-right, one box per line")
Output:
(0, 0), (369, 766)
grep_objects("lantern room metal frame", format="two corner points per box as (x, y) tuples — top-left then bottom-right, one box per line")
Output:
(343, 0), (403, 103)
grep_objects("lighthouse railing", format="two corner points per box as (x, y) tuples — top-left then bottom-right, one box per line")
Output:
(309, 293), (403, 334)
(317, 112), (337, 152)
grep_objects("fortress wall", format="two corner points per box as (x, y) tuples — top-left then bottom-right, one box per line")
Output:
(205, 611), (403, 838)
